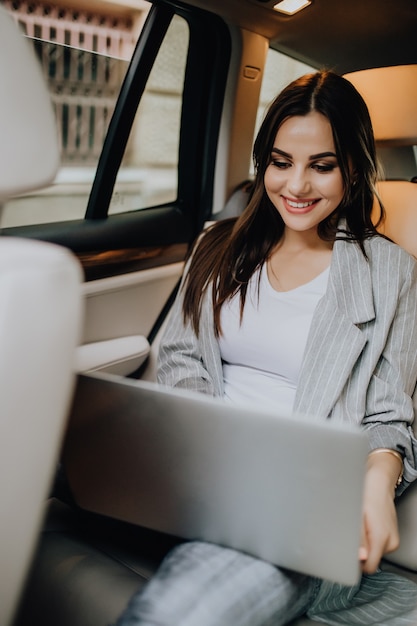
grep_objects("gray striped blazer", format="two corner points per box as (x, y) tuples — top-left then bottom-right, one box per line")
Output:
(158, 234), (417, 492)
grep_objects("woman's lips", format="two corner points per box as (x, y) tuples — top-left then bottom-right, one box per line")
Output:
(282, 196), (319, 214)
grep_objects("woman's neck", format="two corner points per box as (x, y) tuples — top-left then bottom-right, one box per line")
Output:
(268, 228), (333, 292)
(276, 227), (333, 253)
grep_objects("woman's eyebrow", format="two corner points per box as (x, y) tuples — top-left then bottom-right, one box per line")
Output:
(271, 147), (337, 160)
(271, 148), (291, 158)
(309, 151), (338, 160)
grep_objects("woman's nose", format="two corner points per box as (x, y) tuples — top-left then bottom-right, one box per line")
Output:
(288, 168), (310, 195)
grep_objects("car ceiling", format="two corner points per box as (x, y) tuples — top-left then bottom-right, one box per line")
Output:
(179, 0), (417, 74)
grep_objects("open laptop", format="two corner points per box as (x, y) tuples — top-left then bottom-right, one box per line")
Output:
(62, 371), (368, 585)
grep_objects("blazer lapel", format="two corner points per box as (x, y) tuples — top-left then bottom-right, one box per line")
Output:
(294, 238), (375, 418)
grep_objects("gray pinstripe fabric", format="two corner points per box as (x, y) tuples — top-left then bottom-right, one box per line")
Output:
(308, 573), (417, 624)
(114, 542), (319, 626)
(158, 234), (417, 492)
(115, 541), (417, 625)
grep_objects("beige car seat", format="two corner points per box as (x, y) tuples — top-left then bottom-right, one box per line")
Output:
(0, 7), (83, 625)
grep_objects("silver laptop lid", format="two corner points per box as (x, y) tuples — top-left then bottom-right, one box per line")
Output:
(63, 372), (368, 585)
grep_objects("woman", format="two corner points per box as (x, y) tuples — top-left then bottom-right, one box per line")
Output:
(116, 71), (417, 625)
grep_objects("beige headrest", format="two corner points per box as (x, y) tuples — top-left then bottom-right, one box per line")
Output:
(344, 65), (417, 146)
(373, 180), (417, 258)
(0, 6), (59, 202)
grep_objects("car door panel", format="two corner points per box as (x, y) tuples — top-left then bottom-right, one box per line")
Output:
(75, 335), (150, 376)
(77, 261), (184, 376)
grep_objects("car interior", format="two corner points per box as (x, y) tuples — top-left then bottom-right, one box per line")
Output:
(1, 0), (417, 624)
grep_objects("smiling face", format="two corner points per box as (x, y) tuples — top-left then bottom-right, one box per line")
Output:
(264, 111), (345, 239)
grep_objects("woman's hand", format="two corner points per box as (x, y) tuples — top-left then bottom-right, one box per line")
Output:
(359, 450), (402, 574)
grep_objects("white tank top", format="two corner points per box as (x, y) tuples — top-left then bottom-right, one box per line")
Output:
(219, 263), (329, 413)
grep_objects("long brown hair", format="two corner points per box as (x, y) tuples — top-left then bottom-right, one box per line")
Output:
(183, 70), (383, 336)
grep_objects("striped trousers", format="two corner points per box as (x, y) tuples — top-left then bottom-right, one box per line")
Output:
(115, 541), (417, 626)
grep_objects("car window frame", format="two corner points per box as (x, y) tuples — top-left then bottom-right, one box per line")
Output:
(1, 0), (231, 254)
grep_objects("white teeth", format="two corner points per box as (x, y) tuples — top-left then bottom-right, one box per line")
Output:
(287, 199), (315, 208)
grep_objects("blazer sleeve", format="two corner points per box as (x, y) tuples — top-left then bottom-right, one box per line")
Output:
(362, 253), (417, 493)
(157, 260), (217, 395)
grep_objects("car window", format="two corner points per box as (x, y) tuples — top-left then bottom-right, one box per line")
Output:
(1, 2), (188, 227)
(109, 14), (188, 216)
(254, 48), (315, 147)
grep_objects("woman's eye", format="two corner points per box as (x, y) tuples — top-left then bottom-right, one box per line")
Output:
(312, 163), (336, 172)
(271, 160), (290, 169)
